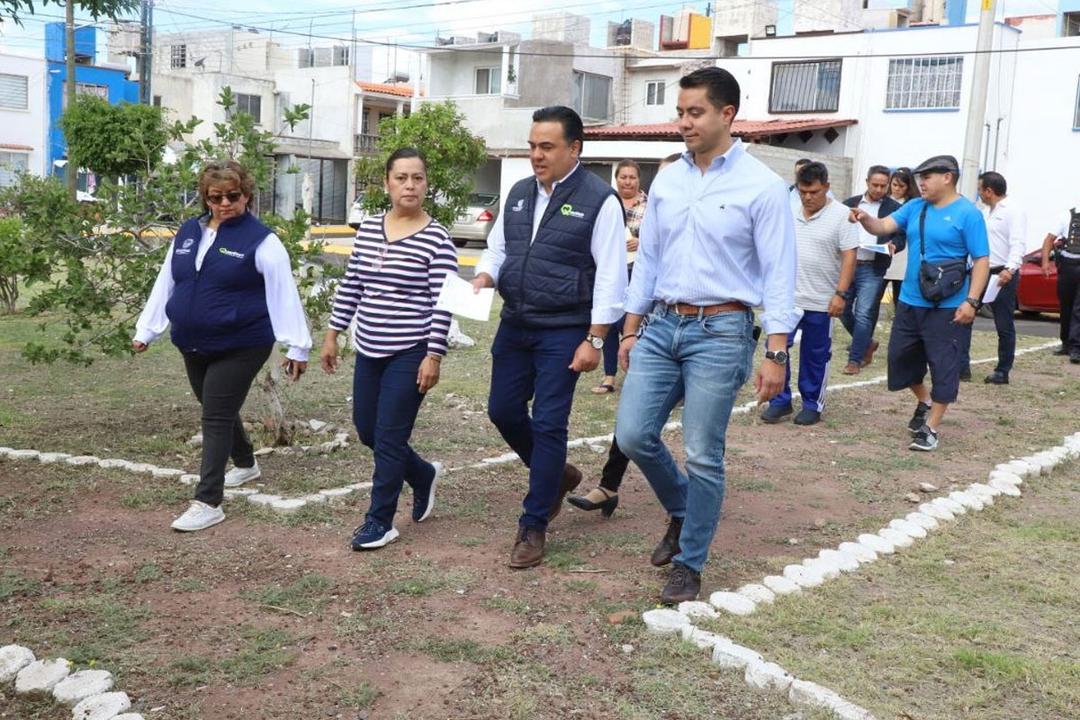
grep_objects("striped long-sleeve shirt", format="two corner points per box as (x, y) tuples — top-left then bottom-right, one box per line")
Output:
(328, 214), (458, 358)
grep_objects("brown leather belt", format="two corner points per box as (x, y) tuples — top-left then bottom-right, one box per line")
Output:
(666, 301), (747, 317)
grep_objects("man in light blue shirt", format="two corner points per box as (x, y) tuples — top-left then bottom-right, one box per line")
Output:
(615, 67), (799, 604)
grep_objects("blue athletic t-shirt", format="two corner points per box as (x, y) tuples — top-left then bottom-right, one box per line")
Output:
(889, 196), (989, 309)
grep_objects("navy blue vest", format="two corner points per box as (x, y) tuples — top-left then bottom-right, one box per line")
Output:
(166, 211), (276, 353)
(498, 166), (616, 328)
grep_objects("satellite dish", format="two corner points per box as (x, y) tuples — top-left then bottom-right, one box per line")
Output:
(194, 57), (206, 68)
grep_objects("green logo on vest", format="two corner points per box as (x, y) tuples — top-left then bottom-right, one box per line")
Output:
(560, 203), (585, 219)
(219, 247), (245, 259)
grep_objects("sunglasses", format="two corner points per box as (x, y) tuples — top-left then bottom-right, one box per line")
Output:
(206, 191), (245, 205)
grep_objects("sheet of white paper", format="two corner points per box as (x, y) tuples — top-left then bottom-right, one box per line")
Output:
(859, 243), (892, 255)
(435, 273), (494, 321)
(982, 278), (1001, 304)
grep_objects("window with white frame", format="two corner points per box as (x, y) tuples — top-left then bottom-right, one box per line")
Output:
(886, 56), (963, 110)
(170, 44), (187, 69)
(645, 81), (666, 106)
(573, 71), (612, 121)
(233, 93), (262, 123)
(474, 67), (500, 95)
(768, 59), (841, 113)
(0, 73), (29, 110)
(1074, 76), (1080, 130)
(0, 151), (29, 188)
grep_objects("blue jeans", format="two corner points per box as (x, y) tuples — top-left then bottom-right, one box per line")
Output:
(769, 310), (833, 412)
(353, 343), (435, 526)
(487, 321), (587, 530)
(840, 264), (885, 366)
(615, 306), (756, 573)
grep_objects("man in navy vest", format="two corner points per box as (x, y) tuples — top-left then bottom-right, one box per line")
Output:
(473, 106), (627, 569)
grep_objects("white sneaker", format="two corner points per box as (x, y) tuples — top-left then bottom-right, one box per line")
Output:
(224, 461), (261, 488)
(413, 461), (443, 523)
(171, 501), (225, 532)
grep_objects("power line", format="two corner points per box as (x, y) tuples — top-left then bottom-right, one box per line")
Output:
(156, 6), (1080, 61)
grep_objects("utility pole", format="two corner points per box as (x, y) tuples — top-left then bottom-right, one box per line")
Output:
(960, 0), (995, 198)
(64, 0), (77, 199)
(139, 0), (154, 105)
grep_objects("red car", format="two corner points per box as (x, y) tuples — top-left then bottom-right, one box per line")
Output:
(1017, 249), (1058, 316)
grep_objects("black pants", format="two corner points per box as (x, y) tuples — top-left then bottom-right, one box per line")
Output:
(1057, 259), (1080, 353)
(182, 344), (273, 507)
(989, 271), (1019, 372)
(599, 435), (631, 493)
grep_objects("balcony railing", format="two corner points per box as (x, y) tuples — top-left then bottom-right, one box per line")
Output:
(355, 133), (379, 154)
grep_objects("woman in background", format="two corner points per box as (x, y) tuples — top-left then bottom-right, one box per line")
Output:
(592, 159), (646, 395)
(883, 167), (919, 302)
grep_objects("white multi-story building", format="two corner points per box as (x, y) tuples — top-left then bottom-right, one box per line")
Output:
(0, 53), (48, 186)
(144, 27), (414, 223)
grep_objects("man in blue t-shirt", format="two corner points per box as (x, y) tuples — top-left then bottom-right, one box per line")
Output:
(851, 155), (989, 451)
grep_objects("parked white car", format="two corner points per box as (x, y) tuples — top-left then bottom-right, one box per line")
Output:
(347, 193), (369, 229)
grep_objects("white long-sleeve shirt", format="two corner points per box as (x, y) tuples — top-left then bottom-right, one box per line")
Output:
(983, 196), (1026, 271)
(476, 164), (627, 326)
(134, 224), (313, 361)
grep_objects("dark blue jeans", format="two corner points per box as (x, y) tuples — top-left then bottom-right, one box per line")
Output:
(840, 263), (885, 365)
(958, 272), (1019, 373)
(487, 321), (587, 530)
(601, 315), (625, 377)
(353, 343), (435, 527)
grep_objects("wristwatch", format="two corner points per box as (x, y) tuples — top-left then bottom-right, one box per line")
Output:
(765, 349), (789, 366)
(963, 296), (982, 310)
(834, 289), (849, 300)
(586, 333), (604, 350)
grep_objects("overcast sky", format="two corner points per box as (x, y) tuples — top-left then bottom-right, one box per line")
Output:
(0, 0), (1062, 60)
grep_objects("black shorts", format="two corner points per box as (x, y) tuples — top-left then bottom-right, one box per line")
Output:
(887, 302), (964, 404)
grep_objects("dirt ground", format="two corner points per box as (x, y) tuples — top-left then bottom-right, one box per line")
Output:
(2, 323), (1078, 719)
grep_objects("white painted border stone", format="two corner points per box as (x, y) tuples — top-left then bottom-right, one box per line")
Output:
(0, 645), (35, 683)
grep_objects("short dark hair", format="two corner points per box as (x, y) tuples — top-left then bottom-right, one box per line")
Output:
(678, 67), (740, 115)
(795, 158), (812, 168)
(867, 164), (891, 180)
(385, 147), (427, 177)
(532, 105), (584, 151)
(615, 159), (641, 176)
(796, 161), (829, 186)
(978, 171), (1007, 196)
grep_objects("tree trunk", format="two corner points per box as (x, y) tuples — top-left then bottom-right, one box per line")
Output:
(257, 363), (291, 446)
(0, 276), (17, 314)
(65, 1), (78, 201)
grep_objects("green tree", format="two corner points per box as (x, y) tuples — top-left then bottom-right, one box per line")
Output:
(0, 0), (137, 25)
(0, 215), (51, 314)
(355, 102), (487, 229)
(2, 87), (329, 442)
(61, 95), (169, 179)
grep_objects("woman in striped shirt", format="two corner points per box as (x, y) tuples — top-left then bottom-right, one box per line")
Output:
(320, 147), (458, 550)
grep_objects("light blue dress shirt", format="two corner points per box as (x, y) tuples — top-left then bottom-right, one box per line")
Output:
(625, 139), (800, 336)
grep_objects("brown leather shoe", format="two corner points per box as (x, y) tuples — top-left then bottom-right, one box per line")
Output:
(841, 362), (861, 375)
(660, 562), (701, 604)
(509, 525), (546, 569)
(547, 463), (583, 522)
(650, 516), (683, 567)
(861, 339), (879, 367)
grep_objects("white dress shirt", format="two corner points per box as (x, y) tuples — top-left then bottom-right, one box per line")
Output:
(856, 195), (882, 261)
(983, 196), (1027, 270)
(1049, 209), (1080, 259)
(134, 223), (313, 361)
(477, 164), (627, 325)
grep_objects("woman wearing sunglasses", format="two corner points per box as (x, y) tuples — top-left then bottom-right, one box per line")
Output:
(321, 147), (458, 551)
(132, 160), (312, 532)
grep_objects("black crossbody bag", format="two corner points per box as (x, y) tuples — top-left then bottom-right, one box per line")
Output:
(917, 203), (968, 306)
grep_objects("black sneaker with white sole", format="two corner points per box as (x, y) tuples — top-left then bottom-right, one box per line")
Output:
(909, 425), (939, 451)
(351, 519), (400, 550)
(907, 401), (931, 436)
